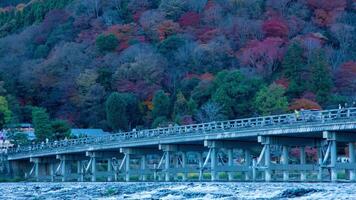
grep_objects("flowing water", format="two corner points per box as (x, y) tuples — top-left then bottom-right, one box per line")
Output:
(0, 182), (355, 199)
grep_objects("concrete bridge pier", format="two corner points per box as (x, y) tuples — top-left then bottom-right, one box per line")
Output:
(300, 146), (306, 181)
(244, 150), (252, 181)
(227, 148), (233, 181)
(181, 152), (187, 181)
(56, 155), (73, 182)
(281, 146), (289, 181)
(349, 142), (356, 181)
(29, 157), (57, 182)
(140, 155), (146, 181)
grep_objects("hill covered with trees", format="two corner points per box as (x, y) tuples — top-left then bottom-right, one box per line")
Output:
(0, 0), (355, 135)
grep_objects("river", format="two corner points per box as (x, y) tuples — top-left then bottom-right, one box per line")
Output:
(0, 182), (355, 199)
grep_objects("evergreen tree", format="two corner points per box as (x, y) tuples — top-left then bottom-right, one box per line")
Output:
(0, 96), (11, 128)
(96, 34), (119, 52)
(51, 119), (71, 140)
(282, 42), (307, 98)
(32, 107), (53, 141)
(173, 91), (189, 117)
(105, 92), (128, 131)
(254, 84), (289, 115)
(152, 90), (170, 119)
(212, 70), (261, 118)
(309, 50), (333, 104)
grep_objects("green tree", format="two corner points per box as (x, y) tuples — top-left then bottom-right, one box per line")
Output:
(212, 70), (261, 118)
(0, 96), (11, 128)
(254, 84), (289, 115)
(105, 92), (128, 131)
(309, 50), (333, 104)
(173, 92), (189, 117)
(119, 93), (141, 129)
(96, 33), (119, 52)
(282, 42), (307, 98)
(152, 90), (171, 119)
(51, 119), (71, 140)
(32, 107), (53, 141)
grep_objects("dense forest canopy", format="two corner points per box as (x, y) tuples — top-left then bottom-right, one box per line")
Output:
(0, 0), (355, 134)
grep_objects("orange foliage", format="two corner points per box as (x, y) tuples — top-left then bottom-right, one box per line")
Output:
(157, 20), (180, 41)
(289, 98), (322, 110)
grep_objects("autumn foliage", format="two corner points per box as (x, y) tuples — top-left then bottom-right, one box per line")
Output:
(289, 98), (322, 110)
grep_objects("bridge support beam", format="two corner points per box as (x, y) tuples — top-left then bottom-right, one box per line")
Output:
(227, 148), (233, 181)
(107, 159), (112, 182)
(140, 155), (146, 181)
(300, 146), (306, 181)
(181, 152), (187, 181)
(245, 150), (251, 181)
(282, 146), (289, 182)
(350, 143), (356, 181)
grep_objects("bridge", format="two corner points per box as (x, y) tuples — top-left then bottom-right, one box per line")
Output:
(5, 107), (356, 182)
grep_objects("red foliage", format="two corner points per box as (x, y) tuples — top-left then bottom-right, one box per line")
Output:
(334, 61), (356, 95)
(198, 28), (220, 43)
(307, 0), (347, 26)
(157, 20), (180, 41)
(262, 17), (289, 38)
(289, 98), (322, 110)
(76, 19), (105, 43)
(238, 37), (285, 77)
(116, 80), (161, 99)
(291, 147), (318, 161)
(179, 12), (200, 27)
(200, 73), (214, 81)
(274, 77), (289, 89)
(302, 91), (317, 101)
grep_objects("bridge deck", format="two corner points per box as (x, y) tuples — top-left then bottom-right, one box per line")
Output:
(7, 107), (356, 160)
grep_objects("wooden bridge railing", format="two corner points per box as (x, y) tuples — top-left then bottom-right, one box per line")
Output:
(7, 107), (356, 156)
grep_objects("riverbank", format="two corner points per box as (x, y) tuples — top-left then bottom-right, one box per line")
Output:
(0, 182), (355, 199)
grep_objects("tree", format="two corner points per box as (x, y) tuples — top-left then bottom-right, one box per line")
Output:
(105, 92), (128, 131)
(152, 90), (170, 119)
(334, 61), (356, 97)
(195, 101), (226, 123)
(289, 98), (322, 110)
(0, 96), (11, 128)
(51, 119), (71, 140)
(173, 91), (189, 119)
(238, 37), (285, 78)
(254, 84), (289, 115)
(212, 70), (261, 118)
(282, 42), (307, 98)
(262, 17), (289, 38)
(96, 33), (119, 52)
(32, 107), (53, 142)
(309, 50), (332, 104)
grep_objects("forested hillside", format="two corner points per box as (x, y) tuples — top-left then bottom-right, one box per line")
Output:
(0, 0), (355, 133)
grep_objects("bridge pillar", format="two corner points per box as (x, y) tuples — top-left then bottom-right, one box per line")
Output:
(91, 157), (97, 182)
(264, 143), (271, 182)
(50, 163), (55, 182)
(181, 152), (187, 181)
(165, 151), (170, 181)
(245, 150), (251, 181)
(323, 131), (338, 182)
(77, 160), (84, 182)
(107, 159), (112, 182)
(61, 159), (67, 182)
(300, 146), (306, 181)
(281, 146), (289, 181)
(140, 155), (146, 181)
(198, 152), (203, 181)
(211, 147), (217, 181)
(125, 153), (130, 182)
(317, 145), (323, 181)
(34, 160), (39, 182)
(227, 148), (233, 181)
(349, 143), (356, 181)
